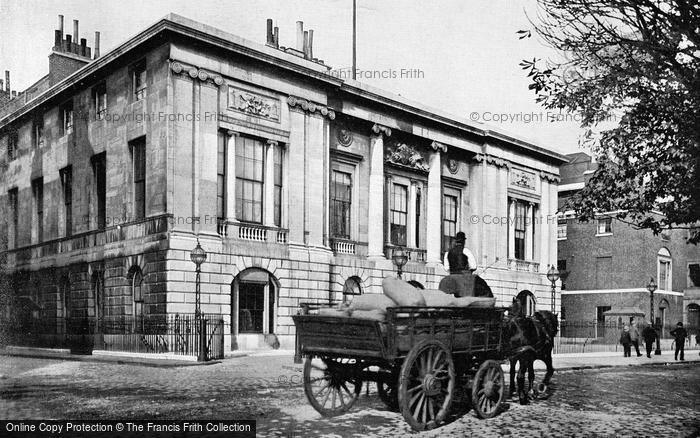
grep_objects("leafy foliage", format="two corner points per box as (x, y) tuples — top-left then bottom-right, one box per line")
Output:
(520, 0), (700, 243)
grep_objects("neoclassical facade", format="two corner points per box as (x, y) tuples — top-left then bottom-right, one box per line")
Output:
(0, 14), (567, 352)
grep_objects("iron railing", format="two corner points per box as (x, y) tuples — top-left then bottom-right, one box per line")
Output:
(0, 313), (225, 360)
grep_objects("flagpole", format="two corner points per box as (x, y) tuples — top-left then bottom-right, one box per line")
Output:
(352, 0), (357, 80)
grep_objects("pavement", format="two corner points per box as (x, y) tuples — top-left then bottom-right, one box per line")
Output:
(3, 344), (699, 371)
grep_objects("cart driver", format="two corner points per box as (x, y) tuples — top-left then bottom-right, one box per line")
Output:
(443, 231), (476, 274)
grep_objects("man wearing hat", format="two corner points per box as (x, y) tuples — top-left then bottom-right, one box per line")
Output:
(670, 322), (688, 361)
(443, 231), (476, 274)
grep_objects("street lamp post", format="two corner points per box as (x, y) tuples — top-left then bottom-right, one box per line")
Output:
(190, 239), (208, 362)
(547, 265), (560, 313)
(646, 277), (661, 355)
(392, 247), (408, 279)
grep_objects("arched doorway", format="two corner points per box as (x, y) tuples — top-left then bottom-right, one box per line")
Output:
(516, 290), (536, 317)
(687, 303), (700, 336)
(232, 268), (278, 350)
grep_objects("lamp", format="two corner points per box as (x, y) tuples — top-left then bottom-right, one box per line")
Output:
(547, 265), (560, 313)
(646, 277), (661, 355)
(392, 247), (408, 279)
(190, 239), (207, 361)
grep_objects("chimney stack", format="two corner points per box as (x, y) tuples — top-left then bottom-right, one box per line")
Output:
(296, 21), (304, 52)
(80, 38), (87, 56)
(94, 31), (100, 59)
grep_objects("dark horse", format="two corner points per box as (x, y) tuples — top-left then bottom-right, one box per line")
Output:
(503, 299), (558, 405)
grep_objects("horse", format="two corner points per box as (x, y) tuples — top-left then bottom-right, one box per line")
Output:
(503, 299), (558, 405)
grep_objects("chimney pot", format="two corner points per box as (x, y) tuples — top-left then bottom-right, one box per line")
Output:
(266, 19), (273, 45)
(273, 26), (279, 48)
(308, 29), (314, 59)
(12, 91), (17, 98)
(58, 15), (64, 33)
(94, 31), (101, 59)
(73, 19), (79, 43)
(303, 31), (309, 59)
(80, 38), (87, 56)
(5, 71), (9, 92)
(296, 21), (304, 52)
(54, 30), (62, 49)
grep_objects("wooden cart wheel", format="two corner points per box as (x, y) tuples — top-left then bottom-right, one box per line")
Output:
(471, 359), (505, 419)
(377, 369), (399, 411)
(303, 357), (363, 417)
(397, 340), (456, 431)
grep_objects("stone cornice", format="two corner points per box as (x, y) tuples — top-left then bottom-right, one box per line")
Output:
(170, 60), (224, 87)
(473, 153), (510, 169)
(287, 95), (335, 119)
(540, 171), (561, 183)
(371, 123), (392, 137)
(430, 141), (447, 153)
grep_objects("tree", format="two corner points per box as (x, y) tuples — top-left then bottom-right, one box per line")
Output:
(519, 0), (700, 243)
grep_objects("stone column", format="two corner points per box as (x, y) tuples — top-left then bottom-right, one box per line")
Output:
(264, 140), (277, 228)
(525, 202), (534, 261)
(426, 141), (446, 265)
(367, 124), (391, 259)
(226, 131), (238, 223)
(508, 198), (516, 259)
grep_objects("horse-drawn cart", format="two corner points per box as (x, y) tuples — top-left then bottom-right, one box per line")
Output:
(293, 305), (506, 431)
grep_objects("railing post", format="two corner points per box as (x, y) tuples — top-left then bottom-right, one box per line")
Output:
(198, 318), (207, 362)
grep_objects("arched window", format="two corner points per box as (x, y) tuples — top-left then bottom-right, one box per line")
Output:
(408, 280), (424, 290)
(129, 267), (144, 331)
(657, 248), (672, 291)
(516, 290), (536, 317)
(343, 277), (363, 304)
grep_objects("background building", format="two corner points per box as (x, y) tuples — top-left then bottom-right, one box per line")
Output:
(558, 152), (700, 339)
(0, 14), (566, 355)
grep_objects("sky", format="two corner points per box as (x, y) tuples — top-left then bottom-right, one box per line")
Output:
(0, 0), (588, 155)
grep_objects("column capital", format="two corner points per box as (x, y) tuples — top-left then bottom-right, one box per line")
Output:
(266, 139), (279, 147)
(371, 124), (392, 137)
(430, 141), (447, 153)
(227, 130), (239, 137)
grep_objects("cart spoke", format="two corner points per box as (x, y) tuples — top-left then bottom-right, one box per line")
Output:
(331, 387), (337, 410)
(313, 384), (331, 399)
(412, 393), (425, 420)
(320, 385), (332, 408)
(337, 385), (346, 406)
(431, 350), (444, 371)
(421, 393), (428, 424)
(427, 396), (436, 420)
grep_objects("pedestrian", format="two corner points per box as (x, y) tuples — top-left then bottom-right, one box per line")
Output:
(620, 325), (632, 357)
(629, 317), (642, 357)
(670, 322), (687, 361)
(642, 323), (657, 358)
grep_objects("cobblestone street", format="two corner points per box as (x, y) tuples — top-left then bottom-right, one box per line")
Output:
(1, 354), (698, 437)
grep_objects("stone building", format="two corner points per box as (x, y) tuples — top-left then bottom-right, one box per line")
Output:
(0, 14), (566, 353)
(558, 153), (700, 338)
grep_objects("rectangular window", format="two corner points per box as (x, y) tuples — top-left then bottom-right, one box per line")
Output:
(442, 194), (458, 253)
(61, 101), (73, 135)
(557, 218), (567, 239)
(597, 217), (612, 235)
(331, 170), (352, 239)
(273, 144), (283, 227)
(60, 167), (72, 237)
(92, 153), (106, 229)
(7, 131), (18, 161)
(235, 136), (264, 223)
(32, 178), (44, 243)
(238, 283), (265, 333)
(514, 201), (527, 260)
(94, 83), (107, 120)
(390, 183), (408, 246)
(8, 188), (18, 248)
(217, 132), (227, 224)
(557, 259), (567, 272)
(659, 260), (671, 290)
(131, 138), (146, 220)
(133, 61), (147, 101)
(415, 187), (422, 247)
(595, 256), (612, 289)
(34, 119), (44, 148)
